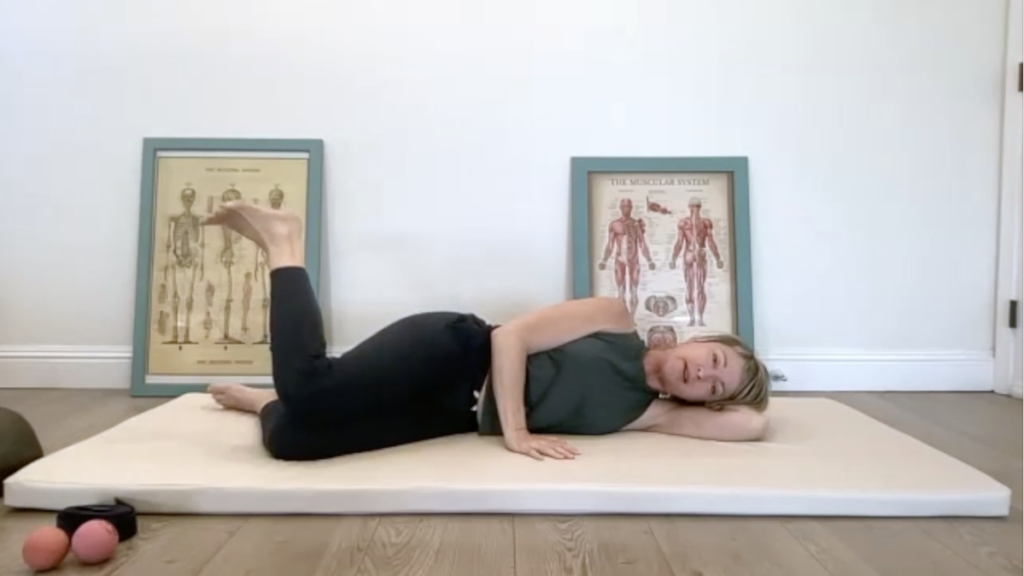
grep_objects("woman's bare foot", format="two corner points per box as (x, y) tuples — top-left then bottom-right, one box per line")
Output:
(203, 201), (304, 268)
(208, 383), (277, 414)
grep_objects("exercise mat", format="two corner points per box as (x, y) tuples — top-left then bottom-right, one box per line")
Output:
(2, 394), (1010, 517)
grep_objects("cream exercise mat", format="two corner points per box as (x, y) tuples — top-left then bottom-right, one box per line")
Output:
(2, 394), (1011, 517)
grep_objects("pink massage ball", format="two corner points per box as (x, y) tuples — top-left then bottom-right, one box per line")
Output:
(70, 519), (119, 565)
(21, 526), (70, 572)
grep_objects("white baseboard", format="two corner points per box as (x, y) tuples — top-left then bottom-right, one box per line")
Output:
(762, 351), (994, 392)
(0, 346), (132, 390)
(0, 346), (995, 393)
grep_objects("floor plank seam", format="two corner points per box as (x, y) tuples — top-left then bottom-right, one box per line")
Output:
(350, 516), (381, 576)
(511, 516), (519, 576)
(780, 520), (844, 576)
(920, 518), (1020, 576)
(645, 519), (682, 576)
(185, 518), (249, 576)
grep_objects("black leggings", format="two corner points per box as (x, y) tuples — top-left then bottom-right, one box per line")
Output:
(258, 267), (494, 461)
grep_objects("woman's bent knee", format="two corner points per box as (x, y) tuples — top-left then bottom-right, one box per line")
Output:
(260, 401), (320, 461)
(262, 435), (313, 461)
(261, 424), (333, 461)
(259, 401), (351, 462)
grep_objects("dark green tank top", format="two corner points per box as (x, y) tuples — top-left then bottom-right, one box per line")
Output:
(476, 331), (657, 436)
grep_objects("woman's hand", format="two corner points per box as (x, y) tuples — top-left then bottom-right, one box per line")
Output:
(504, 431), (580, 461)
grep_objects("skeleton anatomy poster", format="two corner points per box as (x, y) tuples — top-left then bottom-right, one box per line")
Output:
(142, 148), (312, 385)
(585, 169), (740, 349)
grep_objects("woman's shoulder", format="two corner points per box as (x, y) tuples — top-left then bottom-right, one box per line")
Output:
(536, 329), (646, 367)
(567, 327), (646, 348)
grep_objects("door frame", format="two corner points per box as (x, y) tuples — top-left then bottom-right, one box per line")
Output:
(992, 0), (1022, 397)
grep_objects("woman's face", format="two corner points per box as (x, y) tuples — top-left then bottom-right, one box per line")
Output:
(648, 341), (745, 403)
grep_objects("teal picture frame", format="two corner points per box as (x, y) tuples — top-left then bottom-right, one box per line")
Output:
(130, 137), (324, 397)
(570, 156), (755, 349)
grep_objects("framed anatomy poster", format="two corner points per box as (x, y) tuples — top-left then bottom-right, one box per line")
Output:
(570, 156), (754, 349)
(130, 138), (324, 396)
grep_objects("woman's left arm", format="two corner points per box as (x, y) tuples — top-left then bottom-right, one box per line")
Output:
(624, 401), (769, 441)
(489, 296), (635, 460)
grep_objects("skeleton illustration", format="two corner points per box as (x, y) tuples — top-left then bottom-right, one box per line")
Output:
(253, 185), (284, 344)
(202, 203), (216, 341)
(216, 185), (245, 345)
(241, 271), (253, 335)
(157, 311), (169, 336)
(160, 185), (204, 345)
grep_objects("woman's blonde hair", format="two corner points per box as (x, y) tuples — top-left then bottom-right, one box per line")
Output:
(684, 332), (771, 412)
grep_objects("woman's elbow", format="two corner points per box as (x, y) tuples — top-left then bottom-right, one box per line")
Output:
(710, 408), (769, 441)
(737, 412), (769, 441)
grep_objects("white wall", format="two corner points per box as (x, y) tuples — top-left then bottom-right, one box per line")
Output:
(0, 0), (1012, 390)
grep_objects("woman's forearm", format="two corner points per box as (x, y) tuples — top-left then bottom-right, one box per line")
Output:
(489, 326), (529, 438)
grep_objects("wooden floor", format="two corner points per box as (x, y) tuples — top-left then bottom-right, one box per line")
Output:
(0, 390), (1020, 576)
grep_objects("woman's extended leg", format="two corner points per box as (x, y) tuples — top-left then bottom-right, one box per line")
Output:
(203, 202), (493, 460)
(264, 264), (493, 423)
(257, 390), (481, 461)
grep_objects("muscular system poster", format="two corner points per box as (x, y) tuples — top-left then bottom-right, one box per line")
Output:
(588, 172), (736, 348)
(145, 153), (309, 381)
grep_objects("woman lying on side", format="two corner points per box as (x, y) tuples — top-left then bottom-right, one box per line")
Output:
(203, 202), (771, 462)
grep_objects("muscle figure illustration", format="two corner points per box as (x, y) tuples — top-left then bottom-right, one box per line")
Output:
(646, 197), (672, 215)
(160, 185), (205, 345)
(217, 186), (245, 344)
(598, 198), (656, 315)
(644, 294), (679, 318)
(253, 185), (284, 344)
(670, 197), (724, 326)
(646, 325), (678, 350)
